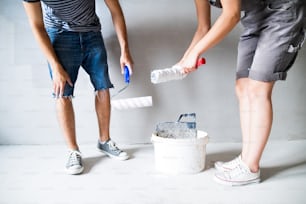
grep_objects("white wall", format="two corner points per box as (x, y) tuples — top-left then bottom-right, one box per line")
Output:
(0, 0), (305, 145)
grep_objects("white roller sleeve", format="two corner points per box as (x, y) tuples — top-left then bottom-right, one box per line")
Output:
(151, 66), (186, 84)
(151, 58), (206, 84)
(111, 96), (153, 110)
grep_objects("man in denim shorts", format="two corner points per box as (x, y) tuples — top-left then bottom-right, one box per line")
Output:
(179, 0), (305, 185)
(23, 0), (134, 174)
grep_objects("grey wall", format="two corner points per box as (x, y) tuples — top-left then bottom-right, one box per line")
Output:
(0, 0), (305, 145)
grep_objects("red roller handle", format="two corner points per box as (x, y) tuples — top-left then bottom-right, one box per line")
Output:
(196, 57), (206, 68)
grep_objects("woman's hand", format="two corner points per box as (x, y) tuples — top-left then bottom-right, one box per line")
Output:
(180, 53), (200, 74)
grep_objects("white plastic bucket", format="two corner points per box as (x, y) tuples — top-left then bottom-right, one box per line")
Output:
(151, 130), (209, 174)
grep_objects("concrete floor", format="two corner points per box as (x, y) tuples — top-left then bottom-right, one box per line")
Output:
(0, 140), (306, 204)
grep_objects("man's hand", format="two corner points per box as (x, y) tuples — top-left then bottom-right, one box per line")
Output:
(120, 51), (134, 75)
(52, 64), (73, 98)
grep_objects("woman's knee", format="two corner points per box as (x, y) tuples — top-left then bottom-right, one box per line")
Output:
(235, 78), (249, 100)
(235, 78), (274, 101)
(247, 80), (275, 102)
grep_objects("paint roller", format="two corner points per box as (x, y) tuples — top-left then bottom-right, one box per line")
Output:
(111, 66), (153, 110)
(150, 58), (206, 84)
(111, 96), (153, 110)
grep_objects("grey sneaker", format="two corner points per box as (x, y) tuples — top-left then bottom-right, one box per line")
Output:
(214, 161), (260, 186)
(215, 155), (242, 172)
(65, 150), (84, 175)
(97, 139), (129, 161)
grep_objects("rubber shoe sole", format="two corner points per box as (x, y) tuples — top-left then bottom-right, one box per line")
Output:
(65, 165), (84, 175)
(98, 148), (129, 161)
(214, 174), (260, 186)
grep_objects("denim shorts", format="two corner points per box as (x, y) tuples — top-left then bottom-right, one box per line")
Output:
(46, 28), (113, 97)
(237, 0), (305, 82)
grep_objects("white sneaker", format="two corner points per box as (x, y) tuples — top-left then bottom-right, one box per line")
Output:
(214, 155), (242, 172)
(214, 161), (260, 186)
(65, 150), (84, 175)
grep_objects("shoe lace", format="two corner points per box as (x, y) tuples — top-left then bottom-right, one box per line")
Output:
(68, 151), (82, 166)
(108, 141), (122, 154)
(228, 164), (248, 178)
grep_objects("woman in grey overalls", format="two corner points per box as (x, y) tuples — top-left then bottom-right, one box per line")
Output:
(178, 0), (305, 186)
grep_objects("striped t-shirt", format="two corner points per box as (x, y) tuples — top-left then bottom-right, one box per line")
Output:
(23, 0), (101, 32)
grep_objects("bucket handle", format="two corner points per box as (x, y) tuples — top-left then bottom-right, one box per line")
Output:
(177, 113), (196, 122)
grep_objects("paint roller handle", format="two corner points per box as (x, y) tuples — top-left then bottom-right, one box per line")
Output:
(196, 57), (206, 68)
(124, 65), (130, 84)
(177, 113), (196, 122)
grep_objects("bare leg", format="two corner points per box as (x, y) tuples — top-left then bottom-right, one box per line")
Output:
(236, 78), (274, 172)
(95, 89), (111, 142)
(56, 98), (78, 150)
(236, 78), (251, 161)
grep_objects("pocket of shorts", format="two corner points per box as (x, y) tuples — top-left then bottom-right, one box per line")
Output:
(267, 1), (293, 11)
(266, 1), (296, 21)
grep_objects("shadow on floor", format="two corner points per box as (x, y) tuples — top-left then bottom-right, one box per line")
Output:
(82, 155), (106, 174)
(82, 146), (147, 173)
(124, 145), (152, 160)
(205, 149), (241, 170)
(261, 161), (306, 182)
